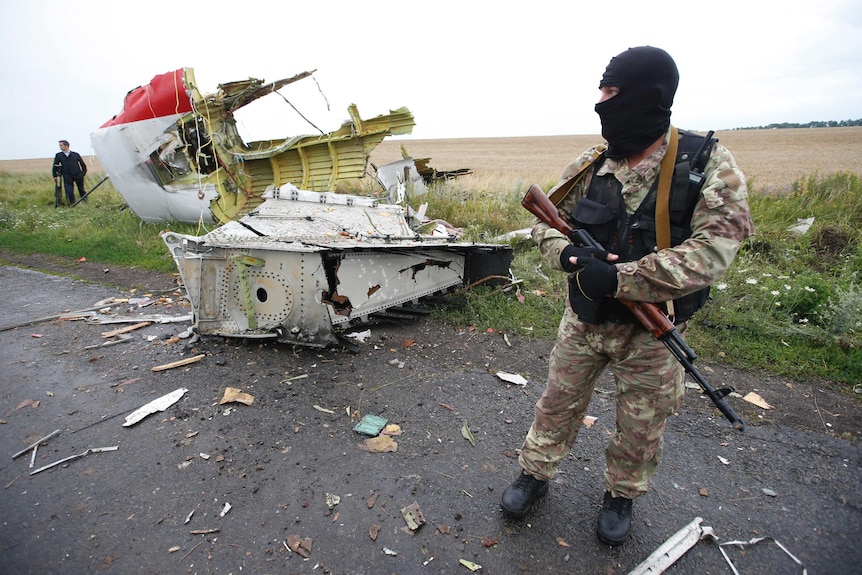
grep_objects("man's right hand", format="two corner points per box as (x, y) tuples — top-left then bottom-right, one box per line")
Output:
(560, 244), (613, 273)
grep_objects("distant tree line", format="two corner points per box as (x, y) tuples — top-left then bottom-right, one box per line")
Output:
(736, 119), (862, 130)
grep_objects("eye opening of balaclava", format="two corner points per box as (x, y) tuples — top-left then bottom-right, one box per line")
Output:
(594, 46), (679, 159)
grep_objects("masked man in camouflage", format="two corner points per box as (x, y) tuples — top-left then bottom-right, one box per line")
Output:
(500, 46), (754, 545)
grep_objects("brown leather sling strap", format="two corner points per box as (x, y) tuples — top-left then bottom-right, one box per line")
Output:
(548, 144), (608, 206)
(656, 126), (679, 318)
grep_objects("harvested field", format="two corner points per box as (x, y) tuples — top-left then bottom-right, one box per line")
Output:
(4, 127), (860, 193)
(371, 127), (862, 193)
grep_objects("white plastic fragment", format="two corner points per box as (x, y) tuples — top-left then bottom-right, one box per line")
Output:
(787, 216), (814, 235)
(345, 329), (372, 343)
(383, 547), (398, 556)
(123, 388), (188, 427)
(496, 372), (527, 386)
(220, 502), (232, 517)
(627, 517), (716, 575)
(718, 456), (730, 465)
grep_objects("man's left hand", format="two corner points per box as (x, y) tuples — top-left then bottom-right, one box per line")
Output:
(574, 258), (619, 301)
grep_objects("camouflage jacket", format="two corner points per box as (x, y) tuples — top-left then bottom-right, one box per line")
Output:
(532, 128), (755, 304)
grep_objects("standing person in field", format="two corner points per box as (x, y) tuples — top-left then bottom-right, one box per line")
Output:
(500, 46), (754, 545)
(52, 140), (88, 205)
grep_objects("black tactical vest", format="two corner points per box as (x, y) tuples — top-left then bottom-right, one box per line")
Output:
(569, 129), (716, 324)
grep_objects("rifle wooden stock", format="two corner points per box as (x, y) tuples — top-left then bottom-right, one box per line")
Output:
(521, 184), (745, 431)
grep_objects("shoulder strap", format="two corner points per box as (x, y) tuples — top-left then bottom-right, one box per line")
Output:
(549, 144), (607, 206)
(655, 126), (679, 251)
(656, 126), (679, 319)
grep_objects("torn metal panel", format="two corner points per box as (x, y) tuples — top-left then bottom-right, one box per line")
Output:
(164, 184), (513, 348)
(91, 68), (415, 224)
(627, 517), (716, 575)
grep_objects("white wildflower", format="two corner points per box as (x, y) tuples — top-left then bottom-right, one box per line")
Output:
(784, 285), (792, 291)
(715, 282), (728, 291)
(770, 290), (780, 296)
(804, 286), (816, 292)
(746, 278), (758, 285)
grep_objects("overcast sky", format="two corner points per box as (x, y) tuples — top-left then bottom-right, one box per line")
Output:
(2, 0), (860, 161)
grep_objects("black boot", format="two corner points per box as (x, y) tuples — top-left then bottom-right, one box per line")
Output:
(500, 471), (548, 518)
(596, 491), (633, 545)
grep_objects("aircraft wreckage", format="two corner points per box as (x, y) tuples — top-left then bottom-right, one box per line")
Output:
(162, 184), (513, 347)
(93, 67), (513, 347)
(90, 67), (419, 224)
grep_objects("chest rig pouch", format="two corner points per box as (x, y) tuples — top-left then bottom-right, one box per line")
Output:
(569, 129), (716, 325)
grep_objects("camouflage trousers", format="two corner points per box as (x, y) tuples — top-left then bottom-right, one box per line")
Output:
(518, 305), (685, 499)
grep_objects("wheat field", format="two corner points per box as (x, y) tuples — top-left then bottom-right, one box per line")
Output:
(370, 127), (862, 193)
(3, 127), (860, 193)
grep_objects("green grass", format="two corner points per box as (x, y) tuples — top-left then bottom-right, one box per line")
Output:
(421, 172), (862, 390)
(0, 171), (206, 273)
(1, 169), (860, 391)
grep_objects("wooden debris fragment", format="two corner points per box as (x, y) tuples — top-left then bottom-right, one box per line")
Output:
(151, 354), (205, 372)
(101, 322), (151, 338)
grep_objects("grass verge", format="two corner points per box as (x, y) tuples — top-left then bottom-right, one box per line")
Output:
(1, 169), (860, 391)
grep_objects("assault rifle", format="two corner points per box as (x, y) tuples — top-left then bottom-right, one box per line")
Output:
(522, 183), (744, 431)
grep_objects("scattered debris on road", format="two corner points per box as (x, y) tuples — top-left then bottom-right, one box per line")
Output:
(30, 445), (119, 476)
(123, 387), (188, 426)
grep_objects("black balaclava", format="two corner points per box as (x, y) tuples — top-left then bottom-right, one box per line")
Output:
(594, 46), (679, 159)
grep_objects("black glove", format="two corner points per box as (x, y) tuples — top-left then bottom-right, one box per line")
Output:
(573, 257), (618, 301)
(559, 244), (612, 273)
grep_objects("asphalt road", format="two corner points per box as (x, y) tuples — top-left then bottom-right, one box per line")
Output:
(0, 265), (860, 575)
